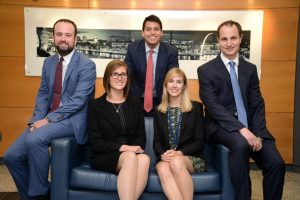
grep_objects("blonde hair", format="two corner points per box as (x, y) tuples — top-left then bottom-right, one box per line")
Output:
(157, 68), (192, 113)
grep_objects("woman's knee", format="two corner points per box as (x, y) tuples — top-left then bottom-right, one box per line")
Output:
(169, 156), (186, 174)
(138, 154), (150, 167)
(156, 162), (172, 181)
(120, 151), (137, 161)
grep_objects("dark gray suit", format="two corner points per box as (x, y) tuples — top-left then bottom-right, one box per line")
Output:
(198, 54), (285, 200)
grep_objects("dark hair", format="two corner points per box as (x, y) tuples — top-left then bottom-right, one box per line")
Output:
(217, 20), (243, 38)
(103, 60), (130, 98)
(53, 19), (77, 36)
(142, 14), (163, 31)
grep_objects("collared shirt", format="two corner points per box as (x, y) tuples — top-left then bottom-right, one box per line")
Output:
(220, 52), (239, 78)
(59, 49), (75, 84)
(58, 50), (75, 106)
(145, 43), (160, 97)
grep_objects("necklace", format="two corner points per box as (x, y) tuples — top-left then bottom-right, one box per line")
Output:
(112, 103), (121, 113)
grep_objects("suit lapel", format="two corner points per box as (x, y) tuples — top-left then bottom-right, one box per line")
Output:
(49, 55), (60, 95)
(98, 95), (120, 127)
(138, 41), (147, 79)
(155, 43), (166, 87)
(179, 112), (186, 143)
(237, 59), (248, 104)
(161, 112), (170, 145)
(216, 55), (231, 86)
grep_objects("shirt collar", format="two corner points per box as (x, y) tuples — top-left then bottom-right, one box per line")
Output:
(220, 52), (239, 66)
(59, 49), (75, 65)
(145, 43), (160, 54)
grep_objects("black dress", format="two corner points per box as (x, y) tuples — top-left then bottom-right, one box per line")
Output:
(87, 93), (146, 174)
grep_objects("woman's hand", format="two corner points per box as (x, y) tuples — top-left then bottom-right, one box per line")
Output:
(161, 149), (183, 162)
(119, 145), (144, 153)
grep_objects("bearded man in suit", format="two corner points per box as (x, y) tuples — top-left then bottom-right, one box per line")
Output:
(4, 19), (96, 200)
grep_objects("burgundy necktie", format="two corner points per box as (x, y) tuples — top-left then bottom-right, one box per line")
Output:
(50, 57), (64, 112)
(144, 49), (153, 112)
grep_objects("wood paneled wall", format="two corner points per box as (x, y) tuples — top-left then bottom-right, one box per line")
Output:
(0, 0), (298, 163)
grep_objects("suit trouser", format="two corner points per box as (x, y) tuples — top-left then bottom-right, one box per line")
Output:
(4, 119), (74, 200)
(210, 129), (285, 200)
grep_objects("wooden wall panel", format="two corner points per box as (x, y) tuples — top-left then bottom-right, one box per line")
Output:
(260, 61), (295, 112)
(262, 8), (298, 61)
(266, 113), (294, 163)
(0, 0), (89, 8)
(0, 5), (24, 57)
(0, 57), (40, 107)
(88, 0), (300, 10)
(0, 108), (33, 156)
(0, 0), (298, 163)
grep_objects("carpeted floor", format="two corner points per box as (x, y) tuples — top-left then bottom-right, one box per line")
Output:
(0, 192), (20, 200)
(1, 164), (300, 199)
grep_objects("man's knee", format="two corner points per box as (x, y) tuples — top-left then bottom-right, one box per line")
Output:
(25, 133), (47, 149)
(3, 149), (21, 165)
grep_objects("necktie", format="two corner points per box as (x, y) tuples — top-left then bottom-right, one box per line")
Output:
(229, 61), (248, 127)
(144, 49), (153, 112)
(50, 57), (64, 112)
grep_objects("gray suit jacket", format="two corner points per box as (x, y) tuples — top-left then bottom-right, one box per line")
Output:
(29, 50), (96, 144)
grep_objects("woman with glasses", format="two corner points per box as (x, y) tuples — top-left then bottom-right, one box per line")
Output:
(87, 59), (150, 200)
(153, 68), (207, 200)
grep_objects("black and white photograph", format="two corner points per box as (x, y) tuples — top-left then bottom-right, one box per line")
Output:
(26, 8), (262, 78)
(36, 28), (251, 62)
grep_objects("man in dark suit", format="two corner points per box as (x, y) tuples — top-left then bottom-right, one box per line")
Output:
(197, 20), (285, 200)
(4, 19), (96, 200)
(124, 14), (179, 115)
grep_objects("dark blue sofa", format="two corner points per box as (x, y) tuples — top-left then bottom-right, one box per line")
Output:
(50, 118), (234, 200)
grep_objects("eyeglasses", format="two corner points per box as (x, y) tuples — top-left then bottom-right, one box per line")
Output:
(111, 72), (128, 79)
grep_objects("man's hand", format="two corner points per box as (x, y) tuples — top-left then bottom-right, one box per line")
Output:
(29, 119), (49, 132)
(239, 128), (263, 152)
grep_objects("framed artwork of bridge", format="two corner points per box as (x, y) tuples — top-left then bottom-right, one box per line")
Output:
(25, 8), (263, 79)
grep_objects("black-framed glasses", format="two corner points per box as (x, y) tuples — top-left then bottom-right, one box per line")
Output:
(111, 72), (128, 79)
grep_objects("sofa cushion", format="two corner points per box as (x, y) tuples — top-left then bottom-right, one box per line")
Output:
(69, 164), (220, 193)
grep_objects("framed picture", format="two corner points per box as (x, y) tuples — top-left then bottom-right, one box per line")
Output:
(25, 8), (263, 79)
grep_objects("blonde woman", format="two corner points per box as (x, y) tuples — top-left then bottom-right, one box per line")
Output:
(153, 68), (206, 200)
(88, 60), (150, 200)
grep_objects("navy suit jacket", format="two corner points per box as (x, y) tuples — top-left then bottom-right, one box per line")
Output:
(29, 50), (96, 144)
(124, 39), (179, 105)
(153, 101), (205, 161)
(197, 54), (273, 141)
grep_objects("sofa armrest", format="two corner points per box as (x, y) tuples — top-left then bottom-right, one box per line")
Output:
(212, 144), (235, 200)
(50, 137), (86, 200)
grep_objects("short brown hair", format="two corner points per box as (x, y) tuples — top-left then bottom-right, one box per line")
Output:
(53, 19), (77, 36)
(103, 59), (130, 98)
(217, 20), (243, 38)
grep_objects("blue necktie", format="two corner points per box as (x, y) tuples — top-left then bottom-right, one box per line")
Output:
(229, 61), (248, 127)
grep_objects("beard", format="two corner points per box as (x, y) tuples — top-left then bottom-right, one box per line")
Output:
(55, 42), (75, 56)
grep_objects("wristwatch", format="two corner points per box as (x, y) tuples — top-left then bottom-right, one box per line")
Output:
(27, 122), (33, 128)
